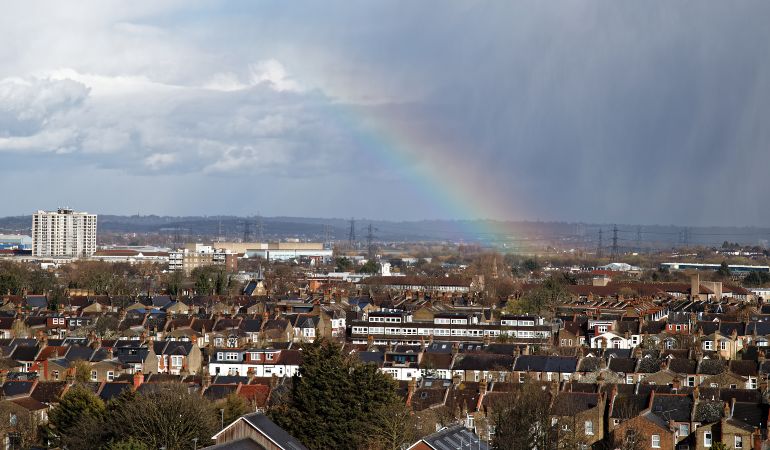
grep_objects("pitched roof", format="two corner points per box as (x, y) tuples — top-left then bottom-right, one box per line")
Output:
(551, 392), (600, 416)
(231, 413), (309, 450)
(513, 355), (577, 373)
(413, 424), (489, 450)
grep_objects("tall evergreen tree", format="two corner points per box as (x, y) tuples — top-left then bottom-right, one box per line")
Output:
(271, 339), (405, 450)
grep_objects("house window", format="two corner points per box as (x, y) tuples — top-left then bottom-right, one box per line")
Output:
(704, 341), (713, 350)
(687, 376), (695, 387)
(720, 341), (727, 351)
(679, 424), (689, 437)
(651, 434), (661, 448)
(584, 420), (593, 435)
(52, 370), (59, 380)
(225, 352), (238, 361)
(266, 353), (274, 360)
(736, 436), (743, 448)
(90, 370), (98, 381)
(704, 431), (712, 447)
(107, 371), (114, 381)
(626, 375), (633, 384)
(519, 373), (525, 383)
(171, 356), (183, 367)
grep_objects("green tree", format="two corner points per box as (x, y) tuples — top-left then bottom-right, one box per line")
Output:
(166, 270), (185, 295)
(270, 339), (403, 450)
(359, 260), (380, 274)
(0, 263), (24, 295)
(194, 272), (212, 295)
(218, 393), (250, 428)
(716, 261), (731, 278)
(48, 384), (106, 443)
(335, 257), (353, 271)
(522, 258), (540, 273)
(505, 275), (569, 318)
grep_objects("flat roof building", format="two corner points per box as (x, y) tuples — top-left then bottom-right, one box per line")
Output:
(32, 208), (97, 258)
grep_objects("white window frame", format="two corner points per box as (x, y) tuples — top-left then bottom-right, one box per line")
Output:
(584, 420), (593, 435)
(735, 435), (743, 449)
(652, 434), (661, 448)
(704, 431), (712, 447)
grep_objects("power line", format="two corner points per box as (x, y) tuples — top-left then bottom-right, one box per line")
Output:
(366, 223), (377, 260)
(256, 214), (264, 242)
(348, 217), (356, 248)
(243, 218), (251, 242)
(597, 229), (603, 258)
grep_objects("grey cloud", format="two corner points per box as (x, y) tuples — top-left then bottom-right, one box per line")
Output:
(0, 77), (89, 137)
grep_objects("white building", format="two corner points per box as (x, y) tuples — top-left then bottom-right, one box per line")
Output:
(32, 208), (97, 258)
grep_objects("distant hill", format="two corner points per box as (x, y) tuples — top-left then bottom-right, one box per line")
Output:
(1, 214), (769, 249)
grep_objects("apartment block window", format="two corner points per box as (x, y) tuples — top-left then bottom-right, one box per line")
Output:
(651, 434), (661, 448)
(584, 420), (594, 435)
(735, 436), (743, 449)
(704, 431), (712, 447)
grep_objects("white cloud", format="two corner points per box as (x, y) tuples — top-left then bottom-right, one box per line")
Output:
(144, 153), (176, 170)
(248, 60), (303, 93)
(0, 77), (89, 135)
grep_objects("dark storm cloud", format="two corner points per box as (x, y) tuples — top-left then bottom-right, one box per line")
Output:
(1, 1), (768, 224)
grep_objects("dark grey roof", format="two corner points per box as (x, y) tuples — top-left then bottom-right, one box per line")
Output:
(420, 424), (489, 450)
(357, 351), (384, 365)
(240, 413), (309, 450)
(513, 355), (577, 373)
(98, 382), (132, 401)
(64, 345), (95, 362)
(732, 402), (767, 429)
(2, 380), (35, 397)
(608, 357), (637, 373)
(10, 345), (39, 361)
(699, 359), (727, 375)
(452, 354), (514, 371)
(203, 438), (266, 450)
(651, 394), (693, 422)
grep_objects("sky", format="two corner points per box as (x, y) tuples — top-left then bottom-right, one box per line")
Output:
(1, 1), (769, 226)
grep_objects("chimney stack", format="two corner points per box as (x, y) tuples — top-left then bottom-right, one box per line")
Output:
(133, 371), (144, 389)
(691, 273), (700, 300)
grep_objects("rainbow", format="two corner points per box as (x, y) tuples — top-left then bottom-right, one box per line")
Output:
(328, 100), (522, 242)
